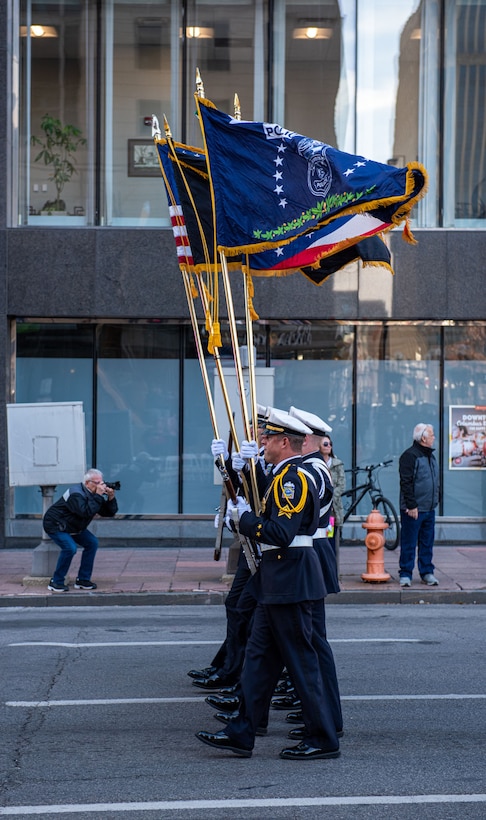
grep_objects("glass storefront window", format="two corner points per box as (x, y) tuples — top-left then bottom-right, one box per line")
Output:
(444, 0), (486, 224)
(270, 322), (354, 478)
(356, 324), (441, 511)
(20, 0), (91, 226)
(184, 0), (261, 145)
(107, 0), (175, 226)
(443, 324), (486, 517)
(356, 0), (421, 166)
(10, 319), (486, 522)
(15, 322), (94, 512)
(97, 325), (180, 514)
(277, 0), (344, 146)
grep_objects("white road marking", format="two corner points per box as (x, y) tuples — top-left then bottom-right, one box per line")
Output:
(8, 641), (221, 647)
(8, 638), (422, 647)
(0, 794), (485, 815)
(6, 693), (486, 707)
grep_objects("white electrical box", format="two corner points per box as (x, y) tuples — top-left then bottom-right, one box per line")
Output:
(6, 402), (86, 487)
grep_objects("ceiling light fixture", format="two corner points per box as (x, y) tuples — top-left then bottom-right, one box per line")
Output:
(293, 26), (332, 40)
(20, 25), (58, 38)
(185, 26), (214, 39)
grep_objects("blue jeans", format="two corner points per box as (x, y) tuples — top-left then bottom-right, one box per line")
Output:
(48, 530), (98, 585)
(399, 510), (436, 579)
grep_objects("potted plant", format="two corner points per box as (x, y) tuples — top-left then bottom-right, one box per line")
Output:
(31, 114), (86, 214)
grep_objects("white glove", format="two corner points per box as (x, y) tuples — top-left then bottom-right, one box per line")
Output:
(225, 496), (251, 529)
(214, 513), (220, 529)
(240, 439), (259, 460)
(211, 438), (229, 461)
(231, 452), (246, 472)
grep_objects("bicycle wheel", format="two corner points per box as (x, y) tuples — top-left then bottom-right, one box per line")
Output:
(374, 497), (400, 550)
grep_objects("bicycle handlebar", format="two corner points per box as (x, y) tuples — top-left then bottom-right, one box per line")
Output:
(345, 459), (393, 474)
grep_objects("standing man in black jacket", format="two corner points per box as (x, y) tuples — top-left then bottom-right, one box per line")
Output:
(399, 423), (440, 588)
(44, 468), (118, 592)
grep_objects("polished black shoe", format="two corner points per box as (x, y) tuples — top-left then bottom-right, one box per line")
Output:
(205, 694), (240, 712)
(214, 710), (267, 737)
(195, 730), (252, 757)
(274, 680), (295, 695)
(192, 673), (234, 690)
(271, 695), (301, 711)
(279, 741), (340, 760)
(286, 722), (343, 739)
(285, 710), (303, 724)
(187, 665), (217, 680)
(219, 684), (240, 696)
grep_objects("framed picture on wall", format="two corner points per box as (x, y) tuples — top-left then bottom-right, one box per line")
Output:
(127, 139), (160, 177)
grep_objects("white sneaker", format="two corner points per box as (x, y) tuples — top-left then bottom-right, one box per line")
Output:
(399, 576), (411, 587)
(421, 573), (439, 586)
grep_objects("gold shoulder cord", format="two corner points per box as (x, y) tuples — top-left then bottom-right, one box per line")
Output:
(270, 464), (308, 519)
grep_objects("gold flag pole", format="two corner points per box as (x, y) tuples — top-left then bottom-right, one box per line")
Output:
(234, 92), (258, 443)
(194, 72), (258, 509)
(162, 115), (240, 452)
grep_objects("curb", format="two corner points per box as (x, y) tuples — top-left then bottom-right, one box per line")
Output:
(1, 589), (486, 607)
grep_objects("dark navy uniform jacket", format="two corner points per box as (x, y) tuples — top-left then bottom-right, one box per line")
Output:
(300, 451), (340, 595)
(238, 456), (324, 604)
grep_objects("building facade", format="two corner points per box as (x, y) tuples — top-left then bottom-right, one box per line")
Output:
(1, 0), (485, 546)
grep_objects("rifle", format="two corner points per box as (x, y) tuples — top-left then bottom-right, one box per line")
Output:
(215, 456), (260, 575)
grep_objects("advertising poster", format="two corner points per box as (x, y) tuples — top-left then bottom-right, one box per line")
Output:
(449, 405), (486, 469)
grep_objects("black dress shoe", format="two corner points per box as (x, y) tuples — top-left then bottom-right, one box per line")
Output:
(214, 711), (268, 737)
(279, 741), (341, 760)
(274, 680), (295, 695)
(287, 723), (344, 740)
(271, 695), (302, 710)
(195, 730), (252, 757)
(187, 665), (217, 680)
(287, 726), (305, 740)
(192, 673), (234, 690)
(219, 684), (240, 696)
(285, 710), (303, 724)
(205, 694), (240, 712)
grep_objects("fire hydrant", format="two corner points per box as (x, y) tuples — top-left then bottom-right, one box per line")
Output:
(361, 509), (391, 583)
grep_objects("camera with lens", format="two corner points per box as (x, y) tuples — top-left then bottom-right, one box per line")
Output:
(104, 481), (121, 491)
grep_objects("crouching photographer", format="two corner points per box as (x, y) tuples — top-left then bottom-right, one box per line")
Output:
(44, 468), (118, 593)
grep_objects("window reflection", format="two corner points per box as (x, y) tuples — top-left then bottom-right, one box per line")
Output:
(356, 325), (440, 509)
(21, 0), (89, 225)
(12, 320), (486, 520)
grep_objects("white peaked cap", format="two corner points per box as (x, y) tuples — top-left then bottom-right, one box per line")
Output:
(256, 403), (269, 420)
(262, 407), (313, 437)
(289, 406), (333, 434)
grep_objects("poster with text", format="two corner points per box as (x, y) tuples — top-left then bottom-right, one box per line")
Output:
(449, 405), (486, 469)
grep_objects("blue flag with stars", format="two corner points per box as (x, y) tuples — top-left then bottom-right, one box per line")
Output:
(196, 97), (428, 255)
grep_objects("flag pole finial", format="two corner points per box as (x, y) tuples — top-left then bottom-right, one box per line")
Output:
(234, 93), (241, 120)
(163, 114), (172, 140)
(196, 67), (205, 98)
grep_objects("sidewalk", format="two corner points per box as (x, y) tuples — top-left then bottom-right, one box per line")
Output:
(1, 543), (485, 607)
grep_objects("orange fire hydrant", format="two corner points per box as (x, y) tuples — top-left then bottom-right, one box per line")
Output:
(361, 509), (391, 583)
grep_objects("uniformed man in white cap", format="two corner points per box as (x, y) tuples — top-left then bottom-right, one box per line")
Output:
(196, 408), (340, 760)
(270, 405), (343, 740)
(189, 404), (269, 690)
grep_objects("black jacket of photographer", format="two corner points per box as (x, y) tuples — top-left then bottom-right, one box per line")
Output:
(43, 483), (118, 535)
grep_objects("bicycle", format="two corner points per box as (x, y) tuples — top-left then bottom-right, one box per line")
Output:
(341, 460), (400, 550)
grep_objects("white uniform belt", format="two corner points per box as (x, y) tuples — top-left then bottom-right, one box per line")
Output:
(260, 535), (314, 552)
(314, 528), (328, 538)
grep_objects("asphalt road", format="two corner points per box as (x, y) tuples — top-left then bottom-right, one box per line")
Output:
(1, 604), (486, 819)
